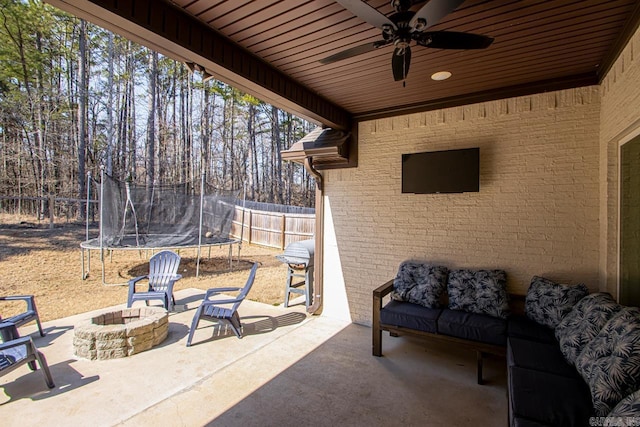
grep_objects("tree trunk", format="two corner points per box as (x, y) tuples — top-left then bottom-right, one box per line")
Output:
(106, 32), (115, 176)
(77, 19), (88, 218)
(146, 50), (157, 191)
(248, 103), (259, 200)
(271, 106), (282, 204)
(201, 81), (211, 180)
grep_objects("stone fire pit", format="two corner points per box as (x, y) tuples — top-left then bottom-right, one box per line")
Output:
(73, 306), (169, 360)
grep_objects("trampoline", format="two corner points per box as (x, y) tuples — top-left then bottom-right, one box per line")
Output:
(81, 169), (243, 285)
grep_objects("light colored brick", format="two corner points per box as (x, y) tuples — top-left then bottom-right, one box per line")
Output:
(325, 84), (604, 325)
(600, 24), (640, 296)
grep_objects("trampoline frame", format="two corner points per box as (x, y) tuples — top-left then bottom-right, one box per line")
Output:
(80, 168), (244, 286)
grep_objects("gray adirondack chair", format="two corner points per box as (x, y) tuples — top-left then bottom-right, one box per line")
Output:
(0, 322), (54, 389)
(0, 295), (45, 340)
(127, 250), (182, 311)
(186, 263), (259, 346)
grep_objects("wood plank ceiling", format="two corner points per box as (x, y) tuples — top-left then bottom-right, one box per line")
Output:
(171, 0), (640, 120)
(48, 0), (640, 126)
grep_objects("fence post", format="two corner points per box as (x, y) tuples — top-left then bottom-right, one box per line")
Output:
(280, 214), (286, 250)
(49, 194), (55, 229)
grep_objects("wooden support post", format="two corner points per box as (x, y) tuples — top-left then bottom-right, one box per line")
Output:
(372, 281), (394, 357)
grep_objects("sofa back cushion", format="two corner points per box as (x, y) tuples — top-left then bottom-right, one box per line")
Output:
(525, 276), (588, 329)
(574, 307), (640, 416)
(447, 269), (509, 319)
(391, 261), (448, 308)
(554, 292), (623, 366)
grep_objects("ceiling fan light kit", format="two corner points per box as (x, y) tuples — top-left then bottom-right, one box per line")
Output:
(321, 0), (494, 82)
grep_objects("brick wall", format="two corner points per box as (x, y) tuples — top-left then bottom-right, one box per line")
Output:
(323, 87), (601, 325)
(599, 26), (640, 296)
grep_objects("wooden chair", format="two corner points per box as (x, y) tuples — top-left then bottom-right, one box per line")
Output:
(127, 250), (182, 311)
(186, 263), (258, 346)
(0, 295), (45, 340)
(0, 322), (54, 389)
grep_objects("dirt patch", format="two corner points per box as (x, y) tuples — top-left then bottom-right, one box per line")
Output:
(0, 214), (292, 322)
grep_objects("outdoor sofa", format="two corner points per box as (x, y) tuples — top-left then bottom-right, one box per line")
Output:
(373, 261), (640, 426)
(373, 261), (511, 384)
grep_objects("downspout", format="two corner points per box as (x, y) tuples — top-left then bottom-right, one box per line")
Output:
(304, 157), (324, 314)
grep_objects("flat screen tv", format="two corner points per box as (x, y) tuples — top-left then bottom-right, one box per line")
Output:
(402, 147), (480, 194)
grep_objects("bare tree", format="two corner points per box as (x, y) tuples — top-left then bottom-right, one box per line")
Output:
(146, 49), (157, 190)
(77, 19), (88, 217)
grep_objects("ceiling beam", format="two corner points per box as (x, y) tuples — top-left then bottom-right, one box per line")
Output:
(352, 73), (599, 122)
(46, 0), (352, 131)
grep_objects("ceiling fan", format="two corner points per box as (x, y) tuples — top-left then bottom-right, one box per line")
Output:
(320, 0), (494, 82)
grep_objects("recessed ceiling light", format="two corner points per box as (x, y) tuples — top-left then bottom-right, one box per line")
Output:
(431, 71), (452, 81)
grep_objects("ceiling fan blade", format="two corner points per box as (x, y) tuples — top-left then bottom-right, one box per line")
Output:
(335, 0), (396, 30)
(320, 40), (391, 64)
(409, 0), (466, 30)
(392, 46), (411, 81)
(416, 31), (494, 49)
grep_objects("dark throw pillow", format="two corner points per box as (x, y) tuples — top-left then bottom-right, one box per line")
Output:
(555, 292), (623, 366)
(575, 308), (640, 416)
(608, 389), (640, 418)
(525, 276), (589, 329)
(390, 261), (448, 308)
(447, 269), (509, 319)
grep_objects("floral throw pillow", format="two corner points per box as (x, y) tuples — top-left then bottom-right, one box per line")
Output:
(525, 276), (589, 328)
(447, 269), (509, 319)
(575, 308), (640, 416)
(608, 389), (640, 418)
(391, 261), (448, 308)
(555, 292), (623, 366)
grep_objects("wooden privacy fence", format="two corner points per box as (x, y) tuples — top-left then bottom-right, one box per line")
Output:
(230, 206), (315, 249)
(1, 195), (315, 249)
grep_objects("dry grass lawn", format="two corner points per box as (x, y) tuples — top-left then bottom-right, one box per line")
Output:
(0, 213), (291, 322)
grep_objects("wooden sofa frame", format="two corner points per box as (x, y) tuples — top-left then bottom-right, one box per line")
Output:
(373, 279), (515, 385)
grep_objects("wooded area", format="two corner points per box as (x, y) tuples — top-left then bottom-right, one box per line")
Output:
(0, 0), (317, 220)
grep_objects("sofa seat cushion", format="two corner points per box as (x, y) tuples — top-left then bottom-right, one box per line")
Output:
(447, 269), (509, 319)
(575, 307), (640, 416)
(524, 276), (588, 329)
(390, 261), (449, 308)
(554, 292), (623, 366)
(380, 300), (442, 334)
(509, 366), (592, 427)
(507, 337), (579, 378)
(437, 309), (506, 346)
(507, 315), (557, 344)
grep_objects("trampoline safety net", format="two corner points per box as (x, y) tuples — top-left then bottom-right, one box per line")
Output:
(99, 175), (239, 249)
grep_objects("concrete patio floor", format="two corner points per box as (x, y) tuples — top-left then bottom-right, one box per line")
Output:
(1, 289), (507, 426)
